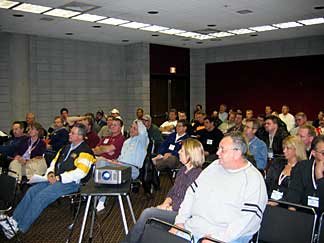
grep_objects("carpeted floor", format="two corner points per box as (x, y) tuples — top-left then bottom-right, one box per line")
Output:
(1, 174), (173, 243)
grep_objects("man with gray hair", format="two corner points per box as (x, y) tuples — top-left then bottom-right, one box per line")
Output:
(171, 132), (268, 243)
(142, 114), (163, 152)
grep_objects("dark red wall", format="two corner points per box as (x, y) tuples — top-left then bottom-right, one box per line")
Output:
(206, 55), (324, 120)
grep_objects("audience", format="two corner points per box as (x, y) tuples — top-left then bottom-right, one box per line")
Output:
(218, 111), (236, 134)
(290, 112), (307, 135)
(79, 117), (100, 149)
(227, 112), (244, 133)
(170, 132), (267, 243)
(136, 107), (144, 120)
(297, 124), (316, 158)
(122, 138), (204, 243)
(95, 110), (107, 128)
(142, 114), (163, 152)
(98, 115), (114, 138)
(218, 104), (228, 122)
(0, 124), (96, 239)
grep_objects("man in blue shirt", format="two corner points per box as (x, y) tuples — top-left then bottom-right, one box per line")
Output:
(244, 118), (267, 172)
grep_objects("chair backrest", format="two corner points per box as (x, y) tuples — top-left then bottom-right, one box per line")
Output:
(318, 212), (324, 243)
(141, 218), (192, 243)
(258, 201), (317, 243)
(80, 163), (95, 185)
(197, 236), (224, 243)
(0, 174), (18, 210)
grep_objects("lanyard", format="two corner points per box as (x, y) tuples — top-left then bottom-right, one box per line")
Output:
(278, 171), (288, 186)
(312, 160), (317, 190)
(269, 134), (274, 148)
(27, 138), (40, 155)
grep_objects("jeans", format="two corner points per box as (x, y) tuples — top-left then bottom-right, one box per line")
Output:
(13, 181), (79, 233)
(122, 207), (177, 243)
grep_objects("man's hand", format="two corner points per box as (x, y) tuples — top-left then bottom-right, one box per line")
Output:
(169, 223), (184, 235)
(163, 153), (172, 160)
(47, 173), (57, 184)
(152, 154), (163, 161)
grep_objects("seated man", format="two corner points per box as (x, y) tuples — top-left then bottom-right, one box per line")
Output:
(47, 116), (69, 152)
(197, 116), (223, 161)
(192, 111), (206, 134)
(0, 124), (96, 239)
(142, 114), (163, 153)
(159, 108), (178, 134)
(243, 118), (267, 171)
(153, 120), (189, 170)
(98, 115), (114, 138)
(9, 123), (47, 182)
(78, 117), (100, 149)
(0, 121), (26, 168)
(93, 118), (125, 166)
(170, 132), (268, 243)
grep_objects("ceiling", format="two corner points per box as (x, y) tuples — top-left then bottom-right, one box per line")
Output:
(1, 0), (324, 48)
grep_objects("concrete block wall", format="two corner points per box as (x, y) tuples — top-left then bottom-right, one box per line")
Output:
(0, 32), (150, 131)
(190, 35), (324, 116)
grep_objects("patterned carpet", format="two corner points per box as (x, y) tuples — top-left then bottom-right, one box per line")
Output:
(0, 174), (173, 243)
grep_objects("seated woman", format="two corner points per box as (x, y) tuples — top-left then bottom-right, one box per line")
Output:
(121, 138), (204, 243)
(9, 123), (47, 182)
(265, 135), (307, 201)
(286, 135), (324, 211)
(96, 120), (149, 212)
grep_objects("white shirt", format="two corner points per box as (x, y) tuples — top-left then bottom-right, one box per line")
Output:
(279, 113), (295, 132)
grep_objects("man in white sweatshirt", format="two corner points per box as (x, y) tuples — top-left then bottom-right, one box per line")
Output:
(171, 132), (268, 243)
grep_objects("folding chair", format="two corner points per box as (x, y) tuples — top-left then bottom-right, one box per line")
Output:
(318, 212), (324, 243)
(197, 236), (225, 243)
(257, 200), (317, 243)
(0, 173), (18, 239)
(141, 218), (193, 243)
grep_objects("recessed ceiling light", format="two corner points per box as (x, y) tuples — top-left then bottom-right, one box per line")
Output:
(13, 14), (24, 17)
(314, 6), (324, 10)
(250, 34), (258, 37)
(92, 25), (101, 28)
(72, 13), (106, 22)
(228, 28), (255, 35)
(159, 28), (186, 35)
(249, 25), (278, 32)
(147, 11), (159, 14)
(65, 32), (73, 35)
(0, 0), (19, 9)
(298, 17), (324, 25)
(44, 9), (80, 18)
(236, 9), (253, 14)
(98, 18), (129, 26)
(209, 32), (234, 38)
(196, 42), (203, 44)
(273, 21), (302, 28)
(120, 21), (150, 29)
(122, 39), (129, 42)
(140, 25), (169, 32)
(207, 24), (217, 27)
(13, 3), (52, 14)
(152, 34), (159, 37)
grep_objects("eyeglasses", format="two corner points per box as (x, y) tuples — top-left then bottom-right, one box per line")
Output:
(315, 150), (324, 156)
(217, 147), (239, 153)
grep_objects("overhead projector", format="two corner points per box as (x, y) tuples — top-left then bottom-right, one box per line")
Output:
(94, 165), (131, 184)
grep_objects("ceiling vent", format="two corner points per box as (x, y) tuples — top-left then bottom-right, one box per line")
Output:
(194, 28), (221, 34)
(236, 9), (253, 14)
(59, 1), (100, 13)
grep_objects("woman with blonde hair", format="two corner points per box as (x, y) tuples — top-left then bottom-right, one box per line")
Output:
(121, 138), (205, 243)
(266, 135), (307, 201)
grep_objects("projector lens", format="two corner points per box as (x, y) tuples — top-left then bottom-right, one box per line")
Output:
(102, 171), (111, 180)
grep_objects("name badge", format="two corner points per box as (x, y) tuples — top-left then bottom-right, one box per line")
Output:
(268, 149), (273, 159)
(168, 144), (175, 151)
(270, 190), (283, 200)
(103, 138), (109, 144)
(307, 196), (319, 208)
(207, 139), (213, 145)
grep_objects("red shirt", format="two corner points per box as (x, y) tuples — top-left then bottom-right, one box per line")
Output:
(97, 133), (125, 159)
(85, 130), (100, 149)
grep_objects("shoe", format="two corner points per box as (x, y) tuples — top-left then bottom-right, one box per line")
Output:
(96, 201), (105, 213)
(0, 216), (19, 239)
